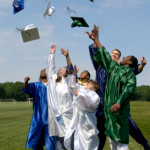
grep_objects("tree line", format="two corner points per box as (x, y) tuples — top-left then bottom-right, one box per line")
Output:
(0, 82), (150, 101)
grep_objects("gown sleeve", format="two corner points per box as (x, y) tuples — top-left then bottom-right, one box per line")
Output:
(116, 71), (136, 106)
(45, 54), (56, 80)
(74, 90), (100, 111)
(93, 46), (117, 73)
(22, 83), (37, 97)
(89, 43), (100, 71)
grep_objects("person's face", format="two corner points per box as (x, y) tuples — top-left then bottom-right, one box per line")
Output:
(110, 50), (120, 62)
(119, 56), (131, 66)
(40, 69), (47, 78)
(85, 82), (93, 91)
(58, 67), (67, 77)
(79, 71), (89, 80)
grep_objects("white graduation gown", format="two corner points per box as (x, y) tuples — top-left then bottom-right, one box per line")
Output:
(64, 76), (100, 150)
(45, 54), (73, 137)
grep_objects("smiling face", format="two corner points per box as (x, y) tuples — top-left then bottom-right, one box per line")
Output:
(110, 49), (121, 62)
(57, 67), (68, 77)
(119, 56), (132, 66)
(79, 70), (90, 80)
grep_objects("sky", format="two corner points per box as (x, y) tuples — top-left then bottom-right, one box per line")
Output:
(0, 0), (150, 86)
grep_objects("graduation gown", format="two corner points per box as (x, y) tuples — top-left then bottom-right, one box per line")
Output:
(93, 46), (136, 144)
(45, 54), (73, 137)
(64, 76), (100, 150)
(22, 82), (55, 149)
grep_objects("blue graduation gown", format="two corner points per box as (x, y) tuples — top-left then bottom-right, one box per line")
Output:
(22, 82), (55, 150)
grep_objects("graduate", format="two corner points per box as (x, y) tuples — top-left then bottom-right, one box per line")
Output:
(89, 38), (148, 150)
(45, 45), (73, 150)
(86, 25), (137, 150)
(60, 48), (91, 87)
(22, 70), (55, 150)
(64, 65), (100, 150)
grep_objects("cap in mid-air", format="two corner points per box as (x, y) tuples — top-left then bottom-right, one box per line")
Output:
(70, 17), (89, 28)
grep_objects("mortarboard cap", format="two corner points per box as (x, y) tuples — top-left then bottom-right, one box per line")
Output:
(71, 17), (89, 28)
(21, 24), (40, 42)
(43, 1), (55, 18)
(13, 0), (24, 14)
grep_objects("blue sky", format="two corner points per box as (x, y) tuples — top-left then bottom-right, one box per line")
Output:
(0, 0), (150, 86)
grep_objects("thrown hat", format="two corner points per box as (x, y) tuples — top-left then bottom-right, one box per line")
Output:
(71, 17), (89, 28)
(43, 1), (55, 18)
(13, 0), (24, 14)
(21, 24), (40, 42)
(66, 6), (76, 15)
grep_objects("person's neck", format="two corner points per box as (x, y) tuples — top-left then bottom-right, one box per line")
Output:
(41, 78), (48, 83)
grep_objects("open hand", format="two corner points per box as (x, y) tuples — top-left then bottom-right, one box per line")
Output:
(60, 48), (69, 57)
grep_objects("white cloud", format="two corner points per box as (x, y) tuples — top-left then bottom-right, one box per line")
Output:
(100, 0), (150, 9)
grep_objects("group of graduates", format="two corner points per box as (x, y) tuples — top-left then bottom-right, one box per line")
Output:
(22, 25), (149, 150)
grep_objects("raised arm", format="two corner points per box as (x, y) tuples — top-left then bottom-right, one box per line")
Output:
(70, 65), (80, 91)
(45, 45), (56, 80)
(89, 43), (100, 71)
(22, 77), (36, 97)
(137, 56), (147, 74)
(86, 25), (116, 73)
(24, 76), (30, 89)
(60, 48), (72, 67)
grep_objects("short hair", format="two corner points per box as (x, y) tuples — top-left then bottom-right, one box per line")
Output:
(84, 70), (91, 79)
(129, 56), (138, 68)
(87, 79), (99, 92)
(112, 49), (121, 57)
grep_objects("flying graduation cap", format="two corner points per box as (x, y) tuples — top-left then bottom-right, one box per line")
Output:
(70, 17), (89, 28)
(66, 6), (76, 15)
(89, 0), (94, 2)
(16, 24), (40, 43)
(13, 0), (24, 14)
(43, 1), (55, 18)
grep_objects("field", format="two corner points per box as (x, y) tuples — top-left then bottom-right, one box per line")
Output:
(0, 101), (150, 150)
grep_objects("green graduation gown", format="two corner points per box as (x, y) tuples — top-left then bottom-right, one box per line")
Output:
(93, 46), (136, 144)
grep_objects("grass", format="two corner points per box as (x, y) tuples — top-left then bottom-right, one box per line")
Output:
(0, 101), (150, 150)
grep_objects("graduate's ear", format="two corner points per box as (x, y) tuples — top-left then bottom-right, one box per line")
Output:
(87, 76), (90, 79)
(128, 61), (133, 65)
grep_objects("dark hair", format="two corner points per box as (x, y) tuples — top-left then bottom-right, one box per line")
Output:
(87, 79), (99, 92)
(112, 49), (121, 57)
(56, 67), (69, 83)
(129, 56), (138, 68)
(84, 70), (91, 79)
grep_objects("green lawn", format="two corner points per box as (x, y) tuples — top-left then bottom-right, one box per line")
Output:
(0, 101), (150, 150)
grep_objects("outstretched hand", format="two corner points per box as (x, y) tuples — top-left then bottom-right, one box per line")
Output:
(73, 65), (79, 76)
(50, 45), (56, 54)
(85, 25), (102, 48)
(60, 48), (69, 57)
(85, 25), (99, 41)
(140, 56), (147, 67)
